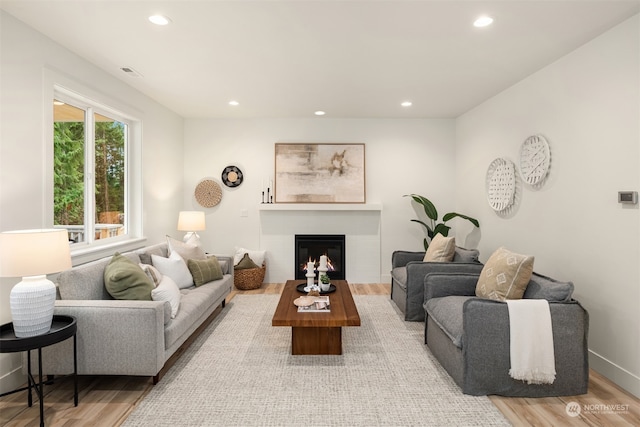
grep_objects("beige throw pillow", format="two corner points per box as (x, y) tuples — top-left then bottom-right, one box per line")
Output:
(167, 235), (206, 261)
(476, 247), (534, 301)
(140, 263), (163, 287)
(423, 234), (456, 262)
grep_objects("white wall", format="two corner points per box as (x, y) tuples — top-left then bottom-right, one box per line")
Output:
(183, 118), (459, 282)
(0, 11), (184, 393)
(455, 15), (640, 397)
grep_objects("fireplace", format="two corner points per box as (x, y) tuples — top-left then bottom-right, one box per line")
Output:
(294, 234), (345, 280)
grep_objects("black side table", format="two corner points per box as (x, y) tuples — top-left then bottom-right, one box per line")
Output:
(0, 315), (78, 427)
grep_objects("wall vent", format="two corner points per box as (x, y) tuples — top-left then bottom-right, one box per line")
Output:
(120, 67), (142, 77)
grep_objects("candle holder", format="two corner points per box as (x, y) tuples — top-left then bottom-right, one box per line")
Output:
(306, 270), (316, 288)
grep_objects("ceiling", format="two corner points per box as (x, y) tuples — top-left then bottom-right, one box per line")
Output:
(2, 1), (639, 119)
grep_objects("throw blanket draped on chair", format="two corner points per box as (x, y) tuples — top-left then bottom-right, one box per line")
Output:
(506, 299), (556, 384)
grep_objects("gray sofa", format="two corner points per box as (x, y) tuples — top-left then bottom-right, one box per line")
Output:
(423, 271), (589, 396)
(390, 248), (483, 321)
(27, 242), (233, 383)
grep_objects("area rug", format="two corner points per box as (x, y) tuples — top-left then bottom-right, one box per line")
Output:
(122, 295), (510, 427)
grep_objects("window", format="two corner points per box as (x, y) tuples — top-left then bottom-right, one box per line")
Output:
(53, 89), (136, 247)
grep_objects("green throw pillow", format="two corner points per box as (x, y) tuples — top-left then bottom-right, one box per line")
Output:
(104, 253), (154, 300)
(234, 252), (260, 270)
(187, 256), (223, 286)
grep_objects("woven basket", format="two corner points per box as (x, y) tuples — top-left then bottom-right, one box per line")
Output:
(234, 262), (266, 290)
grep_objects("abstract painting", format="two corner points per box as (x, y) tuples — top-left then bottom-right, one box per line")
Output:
(274, 143), (365, 203)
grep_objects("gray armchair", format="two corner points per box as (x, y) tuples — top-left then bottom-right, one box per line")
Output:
(423, 272), (589, 396)
(390, 248), (483, 321)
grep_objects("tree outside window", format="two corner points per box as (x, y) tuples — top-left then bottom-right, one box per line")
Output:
(53, 99), (126, 243)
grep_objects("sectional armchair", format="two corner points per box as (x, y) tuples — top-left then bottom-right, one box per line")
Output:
(390, 248), (484, 321)
(423, 271), (589, 396)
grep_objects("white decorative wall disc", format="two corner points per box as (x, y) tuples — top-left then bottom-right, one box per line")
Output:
(486, 158), (516, 212)
(519, 134), (551, 187)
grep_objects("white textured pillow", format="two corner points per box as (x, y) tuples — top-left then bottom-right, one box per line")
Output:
(423, 234), (456, 262)
(233, 247), (266, 267)
(151, 275), (181, 318)
(139, 263), (163, 287)
(152, 251), (194, 289)
(167, 234), (206, 261)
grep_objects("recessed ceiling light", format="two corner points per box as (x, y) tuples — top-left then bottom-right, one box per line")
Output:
(401, 101), (412, 107)
(314, 111), (326, 116)
(473, 16), (493, 28)
(229, 100), (239, 106)
(149, 15), (171, 26)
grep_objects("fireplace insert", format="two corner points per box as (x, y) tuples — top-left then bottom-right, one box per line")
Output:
(294, 234), (345, 280)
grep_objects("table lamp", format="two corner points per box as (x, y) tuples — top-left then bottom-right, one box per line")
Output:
(177, 211), (206, 245)
(0, 229), (72, 337)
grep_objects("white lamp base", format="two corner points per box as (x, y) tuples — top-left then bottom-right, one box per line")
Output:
(10, 275), (56, 337)
(183, 232), (201, 246)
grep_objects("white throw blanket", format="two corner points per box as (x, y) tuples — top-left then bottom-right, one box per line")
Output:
(506, 299), (556, 384)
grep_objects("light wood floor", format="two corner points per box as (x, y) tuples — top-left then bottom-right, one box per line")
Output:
(1, 283), (638, 426)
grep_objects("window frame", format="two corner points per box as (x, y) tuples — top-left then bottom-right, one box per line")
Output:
(45, 72), (144, 263)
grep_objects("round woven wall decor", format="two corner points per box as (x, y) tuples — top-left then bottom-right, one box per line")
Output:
(194, 179), (222, 208)
(486, 158), (516, 213)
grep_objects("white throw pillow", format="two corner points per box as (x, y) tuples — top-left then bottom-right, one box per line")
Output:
(152, 251), (194, 289)
(233, 247), (266, 267)
(151, 275), (181, 318)
(167, 234), (206, 261)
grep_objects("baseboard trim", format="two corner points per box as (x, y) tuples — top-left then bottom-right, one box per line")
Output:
(589, 349), (640, 398)
(0, 365), (26, 395)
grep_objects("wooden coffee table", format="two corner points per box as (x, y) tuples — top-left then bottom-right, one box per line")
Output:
(272, 280), (360, 355)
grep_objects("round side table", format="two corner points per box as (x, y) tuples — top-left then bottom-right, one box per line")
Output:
(0, 315), (78, 427)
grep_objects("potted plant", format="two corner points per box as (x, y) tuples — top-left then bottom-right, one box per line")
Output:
(319, 273), (331, 291)
(404, 194), (480, 250)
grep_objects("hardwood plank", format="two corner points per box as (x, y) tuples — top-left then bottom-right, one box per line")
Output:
(1, 283), (638, 427)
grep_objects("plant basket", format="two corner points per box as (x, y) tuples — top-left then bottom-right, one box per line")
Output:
(234, 262), (266, 290)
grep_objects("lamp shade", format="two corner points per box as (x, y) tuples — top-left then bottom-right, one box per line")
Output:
(0, 229), (72, 277)
(177, 211), (206, 231)
(0, 229), (72, 337)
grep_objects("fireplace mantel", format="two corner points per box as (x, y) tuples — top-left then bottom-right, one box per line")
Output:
(258, 203), (382, 211)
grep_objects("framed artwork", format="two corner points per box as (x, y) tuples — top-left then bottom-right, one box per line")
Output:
(274, 143), (366, 203)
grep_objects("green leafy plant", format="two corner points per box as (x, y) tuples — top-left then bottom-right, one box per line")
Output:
(320, 273), (330, 284)
(404, 194), (480, 250)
